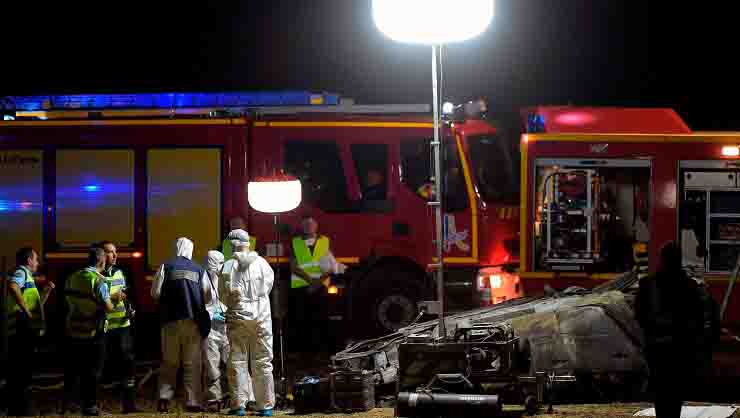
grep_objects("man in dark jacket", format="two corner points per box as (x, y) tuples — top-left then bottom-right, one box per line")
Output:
(150, 237), (212, 413)
(636, 242), (711, 418)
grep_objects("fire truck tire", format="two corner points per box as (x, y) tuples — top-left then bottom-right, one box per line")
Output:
(374, 290), (417, 332)
(357, 266), (424, 335)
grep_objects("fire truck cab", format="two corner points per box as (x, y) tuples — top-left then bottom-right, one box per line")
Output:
(0, 92), (520, 344)
(520, 106), (740, 329)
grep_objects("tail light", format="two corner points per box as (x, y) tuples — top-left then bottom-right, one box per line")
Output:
(477, 275), (490, 289)
(489, 274), (503, 289)
(477, 274), (492, 307)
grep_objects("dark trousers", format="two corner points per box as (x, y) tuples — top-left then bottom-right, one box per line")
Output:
(105, 327), (136, 406)
(288, 288), (329, 355)
(649, 351), (687, 418)
(64, 335), (106, 413)
(7, 318), (36, 416)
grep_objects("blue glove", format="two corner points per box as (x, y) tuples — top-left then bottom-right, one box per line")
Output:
(213, 312), (226, 322)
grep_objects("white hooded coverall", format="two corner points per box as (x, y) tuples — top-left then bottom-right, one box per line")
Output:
(205, 250), (251, 404)
(219, 229), (276, 411)
(151, 237), (211, 408)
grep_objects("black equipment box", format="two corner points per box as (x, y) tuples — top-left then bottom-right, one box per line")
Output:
(398, 340), (518, 393)
(330, 370), (375, 412)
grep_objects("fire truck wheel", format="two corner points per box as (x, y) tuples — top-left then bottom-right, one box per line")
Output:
(352, 264), (425, 336)
(374, 290), (418, 333)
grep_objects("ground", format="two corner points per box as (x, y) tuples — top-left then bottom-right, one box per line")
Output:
(17, 403), (740, 418)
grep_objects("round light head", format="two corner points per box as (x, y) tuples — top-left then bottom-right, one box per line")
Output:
(372, 0), (494, 45)
(248, 175), (302, 213)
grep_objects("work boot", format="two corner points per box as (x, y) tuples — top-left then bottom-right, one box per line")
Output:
(122, 399), (141, 414)
(184, 405), (203, 413)
(60, 401), (80, 415)
(122, 383), (140, 413)
(157, 399), (169, 414)
(205, 399), (221, 413)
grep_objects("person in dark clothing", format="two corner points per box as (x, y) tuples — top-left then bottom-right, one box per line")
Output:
(635, 242), (709, 418)
(362, 169), (387, 201)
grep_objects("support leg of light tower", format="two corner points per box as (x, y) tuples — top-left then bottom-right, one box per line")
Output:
(273, 214), (288, 406)
(431, 44), (446, 339)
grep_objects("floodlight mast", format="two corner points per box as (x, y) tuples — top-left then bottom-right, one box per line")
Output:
(371, 0), (494, 339)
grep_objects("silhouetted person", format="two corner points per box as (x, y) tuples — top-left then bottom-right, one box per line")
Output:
(363, 169), (386, 200)
(636, 242), (707, 418)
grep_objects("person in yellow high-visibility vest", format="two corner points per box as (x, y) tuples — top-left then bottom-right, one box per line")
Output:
(5, 247), (54, 416)
(100, 240), (140, 413)
(288, 216), (339, 369)
(223, 217), (257, 259)
(62, 245), (120, 416)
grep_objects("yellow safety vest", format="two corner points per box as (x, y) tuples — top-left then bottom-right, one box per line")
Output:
(105, 268), (130, 330)
(65, 269), (106, 339)
(291, 236), (329, 289)
(5, 266), (43, 337)
(222, 236), (257, 260)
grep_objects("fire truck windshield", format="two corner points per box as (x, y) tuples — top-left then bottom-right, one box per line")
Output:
(467, 135), (518, 203)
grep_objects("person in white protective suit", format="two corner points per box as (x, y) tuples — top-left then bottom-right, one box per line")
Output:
(151, 237), (212, 413)
(203, 250), (255, 411)
(219, 229), (275, 417)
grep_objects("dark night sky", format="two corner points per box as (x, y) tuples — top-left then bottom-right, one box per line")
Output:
(1, 1), (738, 130)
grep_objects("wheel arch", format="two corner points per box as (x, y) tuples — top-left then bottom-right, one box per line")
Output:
(357, 255), (430, 293)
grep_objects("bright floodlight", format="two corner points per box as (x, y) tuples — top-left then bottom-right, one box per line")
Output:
(372, 0), (494, 44)
(248, 175), (302, 214)
(442, 102), (455, 114)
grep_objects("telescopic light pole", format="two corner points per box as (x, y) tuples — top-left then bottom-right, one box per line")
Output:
(372, 0), (494, 339)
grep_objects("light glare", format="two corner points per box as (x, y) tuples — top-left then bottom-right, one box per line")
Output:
(442, 102), (455, 114)
(490, 274), (503, 289)
(248, 179), (302, 213)
(722, 146), (740, 157)
(372, 0), (494, 44)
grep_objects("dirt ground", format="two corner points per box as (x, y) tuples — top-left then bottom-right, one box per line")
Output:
(17, 403), (740, 418)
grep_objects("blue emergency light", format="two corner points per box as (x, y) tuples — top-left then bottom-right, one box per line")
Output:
(526, 114), (546, 133)
(6, 91), (340, 111)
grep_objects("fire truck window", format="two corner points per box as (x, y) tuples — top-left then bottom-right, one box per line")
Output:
(468, 135), (518, 204)
(400, 139), (432, 200)
(0, 150), (43, 264)
(444, 139), (469, 212)
(351, 144), (391, 211)
(148, 148), (221, 269)
(56, 149), (134, 247)
(284, 141), (350, 212)
(533, 162), (650, 274)
(679, 169), (740, 273)
(679, 190), (707, 272)
(710, 191), (740, 214)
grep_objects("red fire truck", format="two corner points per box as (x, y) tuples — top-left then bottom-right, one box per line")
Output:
(519, 105), (740, 329)
(0, 91), (520, 339)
